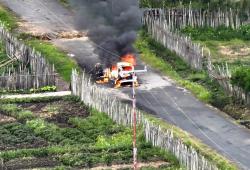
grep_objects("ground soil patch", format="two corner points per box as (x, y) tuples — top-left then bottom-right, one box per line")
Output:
(20, 100), (89, 127)
(0, 111), (16, 124)
(89, 161), (169, 170)
(219, 45), (250, 58)
(3, 157), (59, 170)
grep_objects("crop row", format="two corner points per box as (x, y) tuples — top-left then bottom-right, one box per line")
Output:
(0, 100), (180, 169)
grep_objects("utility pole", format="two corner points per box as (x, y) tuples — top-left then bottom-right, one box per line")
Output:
(132, 71), (137, 170)
(120, 65), (147, 170)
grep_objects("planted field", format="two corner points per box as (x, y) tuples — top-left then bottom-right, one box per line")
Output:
(181, 26), (250, 66)
(0, 97), (181, 169)
(198, 39), (250, 65)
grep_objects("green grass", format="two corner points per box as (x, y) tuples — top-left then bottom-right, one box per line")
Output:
(0, 6), (18, 31)
(25, 40), (80, 82)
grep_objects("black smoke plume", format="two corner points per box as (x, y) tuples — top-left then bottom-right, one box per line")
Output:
(70, 0), (141, 66)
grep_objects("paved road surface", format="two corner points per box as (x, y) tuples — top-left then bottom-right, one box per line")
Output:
(1, 0), (250, 169)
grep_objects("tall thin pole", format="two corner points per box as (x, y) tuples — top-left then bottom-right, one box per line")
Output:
(132, 69), (137, 170)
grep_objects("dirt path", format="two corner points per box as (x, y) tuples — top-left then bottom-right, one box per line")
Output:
(90, 161), (168, 170)
(0, 112), (15, 124)
(1, 0), (250, 169)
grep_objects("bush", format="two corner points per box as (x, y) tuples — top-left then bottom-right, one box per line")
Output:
(231, 66), (250, 93)
(17, 110), (35, 121)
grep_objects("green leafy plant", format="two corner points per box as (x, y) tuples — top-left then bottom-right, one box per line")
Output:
(30, 86), (57, 93)
(231, 66), (250, 93)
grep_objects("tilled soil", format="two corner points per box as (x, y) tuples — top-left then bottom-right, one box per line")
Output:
(91, 161), (169, 170)
(0, 140), (47, 151)
(20, 100), (89, 127)
(2, 157), (59, 170)
(0, 111), (15, 124)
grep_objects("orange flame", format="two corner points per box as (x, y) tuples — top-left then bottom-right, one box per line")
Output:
(121, 53), (136, 66)
(111, 65), (118, 71)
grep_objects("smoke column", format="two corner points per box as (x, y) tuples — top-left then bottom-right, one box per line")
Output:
(70, 0), (142, 66)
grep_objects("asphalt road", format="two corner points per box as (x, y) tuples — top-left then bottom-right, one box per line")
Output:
(1, 0), (250, 169)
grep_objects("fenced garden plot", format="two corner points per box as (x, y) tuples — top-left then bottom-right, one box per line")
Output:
(0, 97), (179, 169)
(71, 69), (237, 170)
(0, 23), (56, 91)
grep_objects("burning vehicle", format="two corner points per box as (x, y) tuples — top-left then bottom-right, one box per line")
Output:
(95, 54), (147, 88)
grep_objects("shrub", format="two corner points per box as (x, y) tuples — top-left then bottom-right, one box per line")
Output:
(231, 66), (250, 93)
(17, 110), (35, 121)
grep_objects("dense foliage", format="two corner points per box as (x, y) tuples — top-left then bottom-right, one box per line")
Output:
(231, 67), (250, 93)
(181, 25), (250, 41)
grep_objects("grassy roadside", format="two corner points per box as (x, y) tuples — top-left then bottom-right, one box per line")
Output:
(0, 5), (79, 83)
(135, 30), (229, 106)
(25, 39), (79, 82)
(144, 113), (238, 170)
(0, 6), (18, 74)
(0, 6), (18, 31)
